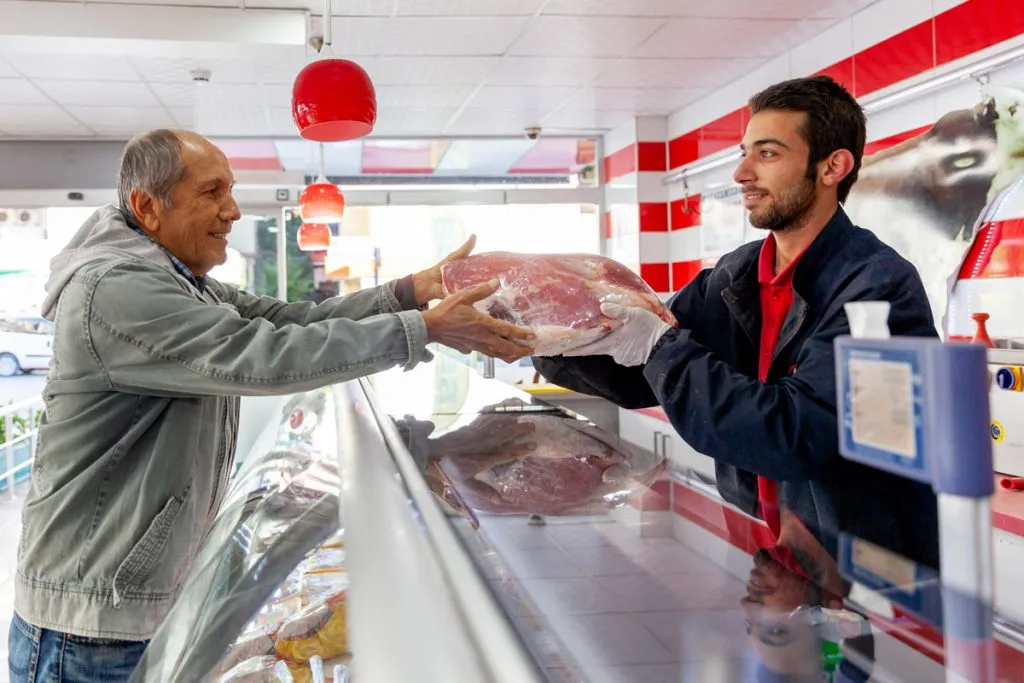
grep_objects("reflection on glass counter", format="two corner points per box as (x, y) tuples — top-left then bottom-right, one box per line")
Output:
(129, 389), (353, 683)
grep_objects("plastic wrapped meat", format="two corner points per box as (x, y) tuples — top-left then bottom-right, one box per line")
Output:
(413, 401), (667, 517)
(441, 252), (678, 356)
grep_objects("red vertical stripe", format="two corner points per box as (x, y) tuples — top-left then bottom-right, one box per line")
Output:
(671, 195), (702, 230)
(639, 203), (669, 233)
(640, 262), (670, 293)
(637, 141), (668, 172)
(672, 260), (703, 290)
(603, 211), (613, 240)
(935, 0), (1024, 66)
(603, 144), (637, 182)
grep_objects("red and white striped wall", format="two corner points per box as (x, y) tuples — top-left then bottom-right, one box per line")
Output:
(602, 116), (672, 296)
(629, 0), (1024, 294)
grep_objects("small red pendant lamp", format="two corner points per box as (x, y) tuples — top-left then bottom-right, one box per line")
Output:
(297, 224), (331, 252)
(291, 0), (376, 142)
(299, 143), (345, 223)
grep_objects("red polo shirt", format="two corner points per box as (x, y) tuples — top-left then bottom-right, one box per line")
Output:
(756, 234), (805, 539)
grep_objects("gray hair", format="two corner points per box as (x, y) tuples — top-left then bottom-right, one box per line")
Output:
(116, 129), (187, 220)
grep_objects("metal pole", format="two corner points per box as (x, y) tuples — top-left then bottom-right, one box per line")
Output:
(277, 207), (288, 301)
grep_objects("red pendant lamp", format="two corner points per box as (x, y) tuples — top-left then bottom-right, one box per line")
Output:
(299, 143), (346, 223)
(292, 0), (376, 142)
(297, 223), (331, 252)
(309, 249), (327, 266)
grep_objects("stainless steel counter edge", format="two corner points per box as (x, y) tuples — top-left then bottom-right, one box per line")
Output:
(333, 378), (544, 683)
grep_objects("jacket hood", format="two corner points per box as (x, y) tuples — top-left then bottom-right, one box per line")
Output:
(42, 205), (172, 320)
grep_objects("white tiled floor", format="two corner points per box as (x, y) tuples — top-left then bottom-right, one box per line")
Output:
(472, 515), (757, 681)
(0, 482), (27, 683)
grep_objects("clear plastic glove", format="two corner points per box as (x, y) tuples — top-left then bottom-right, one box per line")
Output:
(563, 303), (672, 367)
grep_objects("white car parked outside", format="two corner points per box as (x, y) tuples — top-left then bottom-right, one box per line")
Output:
(0, 314), (53, 377)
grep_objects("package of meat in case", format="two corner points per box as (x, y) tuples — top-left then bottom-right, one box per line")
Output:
(441, 252), (678, 356)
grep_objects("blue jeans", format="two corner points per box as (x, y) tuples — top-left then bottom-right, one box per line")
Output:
(8, 613), (148, 683)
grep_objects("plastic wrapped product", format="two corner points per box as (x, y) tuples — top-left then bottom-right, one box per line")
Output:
(217, 656), (279, 683)
(219, 627), (278, 674)
(420, 400), (668, 517)
(440, 252), (678, 356)
(274, 590), (349, 663)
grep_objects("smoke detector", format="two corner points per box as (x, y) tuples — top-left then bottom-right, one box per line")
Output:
(190, 68), (212, 83)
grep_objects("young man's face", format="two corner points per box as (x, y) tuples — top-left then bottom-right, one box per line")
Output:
(734, 109), (818, 233)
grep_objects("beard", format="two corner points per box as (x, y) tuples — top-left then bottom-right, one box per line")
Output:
(747, 173), (817, 233)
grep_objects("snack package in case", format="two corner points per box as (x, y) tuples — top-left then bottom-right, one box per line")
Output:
(300, 547), (346, 575)
(217, 656), (279, 683)
(219, 627), (278, 674)
(275, 590), (349, 663)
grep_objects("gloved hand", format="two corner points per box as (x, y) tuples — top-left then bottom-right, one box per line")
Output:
(563, 303), (672, 366)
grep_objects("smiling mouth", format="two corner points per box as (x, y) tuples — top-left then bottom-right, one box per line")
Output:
(209, 233), (229, 241)
(744, 192), (768, 202)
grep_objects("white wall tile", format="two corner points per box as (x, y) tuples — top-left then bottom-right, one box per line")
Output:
(639, 232), (669, 262)
(636, 116), (667, 142)
(789, 18), (854, 76)
(865, 94), (938, 142)
(851, 0), (932, 52)
(637, 172), (666, 203)
(602, 119), (638, 157)
(670, 226), (702, 262)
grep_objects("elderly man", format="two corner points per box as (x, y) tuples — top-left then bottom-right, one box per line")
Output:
(8, 129), (533, 682)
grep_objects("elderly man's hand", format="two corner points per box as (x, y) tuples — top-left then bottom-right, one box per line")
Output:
(411, 235), (476, 306)
(422, 279), (535, 363)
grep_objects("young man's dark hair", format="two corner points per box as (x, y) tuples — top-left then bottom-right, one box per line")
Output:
(749, 75), (867, 203)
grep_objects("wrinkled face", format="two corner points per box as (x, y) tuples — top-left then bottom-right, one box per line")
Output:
(147, 137), (240, 276)
(734, 109), (818, 233)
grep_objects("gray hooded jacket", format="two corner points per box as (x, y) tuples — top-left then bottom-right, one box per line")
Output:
(15, 205), (429, 640)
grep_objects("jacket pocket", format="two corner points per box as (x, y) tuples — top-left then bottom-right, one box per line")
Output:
(111, 486), (190, 607)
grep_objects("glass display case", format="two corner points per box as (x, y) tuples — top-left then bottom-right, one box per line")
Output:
(134, 347), (1024, 683)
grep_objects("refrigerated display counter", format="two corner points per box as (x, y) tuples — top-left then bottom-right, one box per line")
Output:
(133, 347), (1024, 683)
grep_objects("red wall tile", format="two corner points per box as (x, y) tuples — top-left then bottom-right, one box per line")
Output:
(637, 141), (668, 173)
(668, 130), (700, 169)
(815, 57), (855, 92)
(699, 110), (745, 157)
(854, 21), (935, 97)
(603, 144), (637, 182)
(672, 260), (703, 290)
(603, 211), (613, 239)
(670, 195), (702, 230)
(639, 202), (669, 233)
(640, 262), (670, 293)
(936, 0), (1024, 66)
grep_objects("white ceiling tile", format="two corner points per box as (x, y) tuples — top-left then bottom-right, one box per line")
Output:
(444, 108), (549, 136)
(636, 17), (830, 58)
(169, 107), (195, 127)
(192, 104), (272, 137)
(595, 58), (766, 89)
(508, 16), (667, 57)
(371, 106), (459, 136)
(398, 0), (546, 15)
(543, 0), (869, 19)
(486, 57), (616, 87)
(375, 85), (474, 108)
(97, 0), (238, 5)
(0, 105), (91, 134)
(813, 0), (881, 19)
(3, 54), (141, 81)
(33, 80), (159, 107)
(361, 56), (497, 86)
(565, 87), (709, 113)
(541, 107), (637, 132)
(326, 17), (531, 56)
(0, 58), (21, 79)
(268, 108), (300, 136)
(131, 56), (307, 85)
(0, 79), (53, 106)
(465, 86), (579, 111)
(152, 82), (266, 108)
(65, 106), (174, 128)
